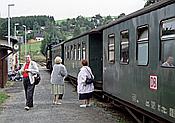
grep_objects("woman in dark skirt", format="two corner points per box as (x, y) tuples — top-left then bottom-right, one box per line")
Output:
(77, 60), (94, 108)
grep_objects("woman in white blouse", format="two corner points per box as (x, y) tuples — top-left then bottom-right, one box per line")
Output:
(77, 60), (94, 108)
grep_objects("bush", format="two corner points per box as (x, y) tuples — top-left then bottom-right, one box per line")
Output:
(0, 92), (9, 105)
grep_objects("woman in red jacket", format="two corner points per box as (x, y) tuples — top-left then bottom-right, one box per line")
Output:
(21, 55), (39, 110)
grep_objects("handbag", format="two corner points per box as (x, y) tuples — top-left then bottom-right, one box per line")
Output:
(33, 73), (41, 85)
(85, 68), (94, 84)
(86, 78), (94, 84)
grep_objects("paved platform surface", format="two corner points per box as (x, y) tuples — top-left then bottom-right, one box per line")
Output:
(0, 67), (116, 123)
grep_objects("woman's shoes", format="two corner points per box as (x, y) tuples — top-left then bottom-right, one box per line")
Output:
(79, 104), (92, 108)
(24, 106), (30, 111)
(53, 100), (56, 105)
(56, 102), (62, 105)
(53, 100), (62, 105)
(86, 104), (91, 107)
(80, 104), (86, 108)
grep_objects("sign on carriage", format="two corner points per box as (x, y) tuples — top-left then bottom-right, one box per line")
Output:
(150, 75), (158, 90)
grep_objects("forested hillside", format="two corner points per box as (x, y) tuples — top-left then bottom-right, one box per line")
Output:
(0, 0), (162, 55)
(0, 14), (124, 54)
(0, 15), (54, 38)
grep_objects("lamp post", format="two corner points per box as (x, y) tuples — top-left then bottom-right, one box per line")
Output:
(14, 23), (19, 69)
(8, 4), (15, 47)
(23, 25), (27, 56)
(14, 23), (19, 39)
(8, 4), (15, 71)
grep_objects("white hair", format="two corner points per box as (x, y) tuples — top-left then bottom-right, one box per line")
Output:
(55, 56), (62, 64)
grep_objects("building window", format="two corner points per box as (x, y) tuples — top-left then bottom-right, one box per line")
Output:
(137, 25), (149, 65)
(108, 34), (115, 63)
(161, 18), (175, 68)
(120, 30), (129, 64)
(78, 43), (81, 60)
(82, 42), (86, 60)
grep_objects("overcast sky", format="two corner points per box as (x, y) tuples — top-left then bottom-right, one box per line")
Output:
(1, 0), (145, 20)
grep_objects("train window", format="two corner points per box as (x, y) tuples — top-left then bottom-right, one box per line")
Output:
(67, 46), (70, 59)
(74, 45), (77, 60)
(65, 47), (67, 59)
(120, 30), (129, 64)
(78, 43), (81, 60)
(108, 34), (115, 63)
(137, 25), (149, 65)
(161, 18), (175, 68)
(161, 18), (175, 39)
(58, 47), (61, 57)
(71, 45), (73, 60)
(82, 42), (86, 60)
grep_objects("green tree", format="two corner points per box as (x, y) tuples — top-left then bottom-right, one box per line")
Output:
(103, 15), (113, 24)
(144, 0), (161, 7)
(0, 18), (6, 38)
(41, 20), (60, 55)
(73, 25), (81, 37)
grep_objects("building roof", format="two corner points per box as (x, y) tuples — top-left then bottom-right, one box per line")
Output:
(0, 45), (12, 50)
(0, 37), (18, 51)
(1, 36), (18, 44)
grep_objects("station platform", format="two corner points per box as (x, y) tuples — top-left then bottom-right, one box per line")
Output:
(0, 67), (116, 123)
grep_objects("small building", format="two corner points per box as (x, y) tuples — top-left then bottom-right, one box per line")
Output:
(34, 33), (44, 42)
(0, 37), (18, 88)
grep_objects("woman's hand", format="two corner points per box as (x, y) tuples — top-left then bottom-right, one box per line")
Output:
(22, 69), (29, 74)
(25, 69), (29, 72)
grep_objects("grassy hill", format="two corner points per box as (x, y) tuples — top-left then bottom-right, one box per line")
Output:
(20, 41), (45, 63)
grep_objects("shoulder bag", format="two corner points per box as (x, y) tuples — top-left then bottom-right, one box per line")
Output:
(85, 68), (94, 84)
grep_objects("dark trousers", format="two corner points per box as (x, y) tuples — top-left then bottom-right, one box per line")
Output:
(23, 77), (35, 107)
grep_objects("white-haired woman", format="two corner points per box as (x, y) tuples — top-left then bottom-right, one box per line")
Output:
(50, 56), (67, 105)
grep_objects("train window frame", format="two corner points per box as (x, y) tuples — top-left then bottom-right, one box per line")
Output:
(77, 43), (81, 60)
(65, 47), (67, 60)
(136, 25), (149, 66)
(66, 46), (70, 60)
(82, 42), (86, 60)
(74, 44), (77, 60)
(120, 30), (129, 65)
(71, 45), (73, 60)
(108, 34), (115, 63)
(160, 17), (175, 68)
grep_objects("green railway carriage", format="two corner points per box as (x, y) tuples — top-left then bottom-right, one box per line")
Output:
(49, 0), (175, 122)
(103, 0), (175, 122)
(63, 29), (103, 89)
